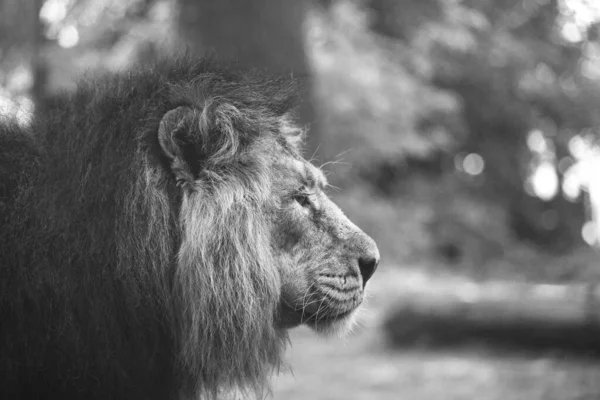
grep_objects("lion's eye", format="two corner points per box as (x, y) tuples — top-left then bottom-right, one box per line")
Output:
(293, 193), (312, 208)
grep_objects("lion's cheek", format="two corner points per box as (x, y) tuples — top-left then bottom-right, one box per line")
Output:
(272, 253), (309, 328)
(271, 212), (305, 252)
(275, 281), (308, 329)
(275, 300), (305, 329)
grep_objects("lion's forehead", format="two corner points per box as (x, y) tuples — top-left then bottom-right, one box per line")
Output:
(278, 157), (327, 189)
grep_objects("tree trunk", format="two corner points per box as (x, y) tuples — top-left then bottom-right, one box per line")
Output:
(177, 0), (322, 160)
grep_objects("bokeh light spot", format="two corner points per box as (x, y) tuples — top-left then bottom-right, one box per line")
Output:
(462, 153), (484, 176)
(582, 221), (597, 246)
(58, 25), (79, 48)
(531, 162), (558, 201)
(527, 129), (547, 153)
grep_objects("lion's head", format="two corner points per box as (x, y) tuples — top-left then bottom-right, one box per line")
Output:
(157, 96), (380, 336)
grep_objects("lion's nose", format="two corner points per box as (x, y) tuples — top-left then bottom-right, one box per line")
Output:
(358, 240), (380, 287)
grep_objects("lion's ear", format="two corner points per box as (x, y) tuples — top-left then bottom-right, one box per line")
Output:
(158, 106), (194, 160)
(280, 113), (306, 154)
(158, 106), (200, 183)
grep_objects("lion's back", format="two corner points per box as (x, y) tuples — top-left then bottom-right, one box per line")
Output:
(0, 101), (176, 400)
(0, 120), (41, 243)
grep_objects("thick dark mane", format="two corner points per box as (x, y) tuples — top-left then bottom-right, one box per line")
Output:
(0, 59), (303, 399)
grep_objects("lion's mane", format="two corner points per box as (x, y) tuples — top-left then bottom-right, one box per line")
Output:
(0, 59), (302, 399)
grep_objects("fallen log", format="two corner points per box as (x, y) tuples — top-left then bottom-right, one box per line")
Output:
(382, 272), (600, 355)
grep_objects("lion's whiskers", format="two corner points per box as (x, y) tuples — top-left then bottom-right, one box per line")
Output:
(298, 281), (318, 323)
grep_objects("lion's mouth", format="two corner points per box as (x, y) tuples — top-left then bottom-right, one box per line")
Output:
(277, 293), (362, 328)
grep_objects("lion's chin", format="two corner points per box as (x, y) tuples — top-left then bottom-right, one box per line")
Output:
(306, 310), (358, 337)
(276, 300), (361, 336)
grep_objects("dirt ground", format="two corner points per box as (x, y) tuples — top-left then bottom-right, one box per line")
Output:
(272, 268), (600, 400)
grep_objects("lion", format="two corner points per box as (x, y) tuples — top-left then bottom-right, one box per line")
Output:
(0, 58), (379, 400)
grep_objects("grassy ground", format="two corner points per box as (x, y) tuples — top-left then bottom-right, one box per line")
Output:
(272, 267), (600, 400)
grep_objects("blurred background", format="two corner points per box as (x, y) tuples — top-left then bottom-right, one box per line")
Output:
(2, 0), (600, 398)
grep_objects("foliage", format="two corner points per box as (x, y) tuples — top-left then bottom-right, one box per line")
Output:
(2, 0), (600, 261)
(358, 0), (600, 253)
(306, 1), (466, 175)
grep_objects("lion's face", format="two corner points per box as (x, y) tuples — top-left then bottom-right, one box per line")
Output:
(271, 155), (380, 335)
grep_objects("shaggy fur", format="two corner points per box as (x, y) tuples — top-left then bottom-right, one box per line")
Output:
(0, 59), (302, 400)
(0, 58), (379, 400)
